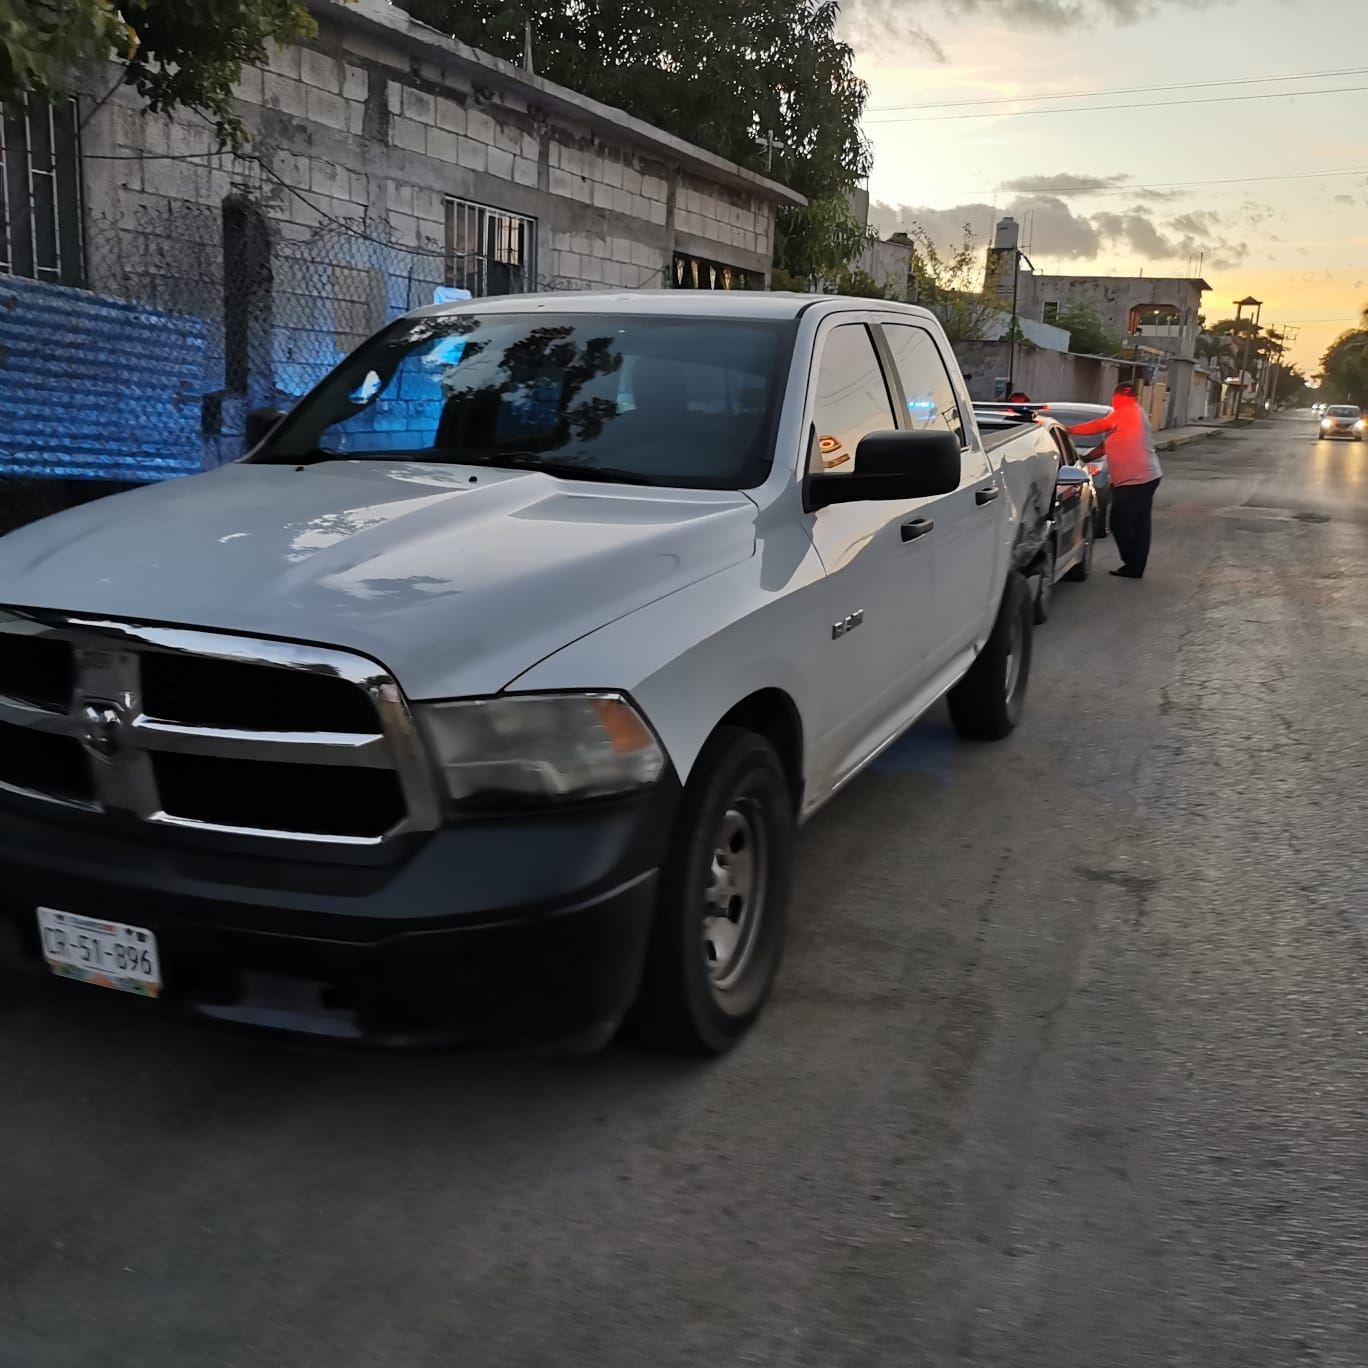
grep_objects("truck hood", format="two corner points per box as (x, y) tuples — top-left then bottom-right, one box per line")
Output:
(0, 462), (758, 698)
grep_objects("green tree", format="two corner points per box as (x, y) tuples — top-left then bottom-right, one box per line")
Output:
(1195, 331), (1236, 376)
(400, 0), (871, 280)
(1, 0), (314, 141)
(1320, 312), (1368, 406)
(902, 223), (995, 343)
(1054, 300), (1124, 357)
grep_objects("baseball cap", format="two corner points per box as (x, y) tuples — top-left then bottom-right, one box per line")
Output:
(1114, 381), (1138, 397)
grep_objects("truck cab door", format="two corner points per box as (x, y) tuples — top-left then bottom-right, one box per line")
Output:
(879, 321), (1001, 665)
(803, 319), (941, 785)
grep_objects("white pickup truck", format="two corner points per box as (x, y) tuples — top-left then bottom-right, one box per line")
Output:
(0, 293), (1061, 1054)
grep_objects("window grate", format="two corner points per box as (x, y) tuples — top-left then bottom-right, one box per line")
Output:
(444, 196), (536, 297)
(1, 96), (84, 286)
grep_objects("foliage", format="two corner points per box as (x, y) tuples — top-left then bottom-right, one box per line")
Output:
(902, 223), (996, 343)
(1052, 300), (1124, 358)
(402, 0), (872, 280)
(772, 193), (874, 291)
(1195, 331), (1236, 375)
(1, 0), (315, 142)
(1319, 313), (1368, 406)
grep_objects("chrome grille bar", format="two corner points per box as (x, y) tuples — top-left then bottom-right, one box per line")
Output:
(0, 608), (441, 844)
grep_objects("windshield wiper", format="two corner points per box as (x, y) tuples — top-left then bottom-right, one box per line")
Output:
(461, 453), (659, 486)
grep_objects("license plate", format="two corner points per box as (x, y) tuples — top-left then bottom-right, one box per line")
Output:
(36, 908), (162, 998)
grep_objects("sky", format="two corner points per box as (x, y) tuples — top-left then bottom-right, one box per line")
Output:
(838, 0), (1368, 371)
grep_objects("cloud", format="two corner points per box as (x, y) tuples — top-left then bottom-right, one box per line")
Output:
(871, 195), (1247, 271)
(1334, 193), (1357, 206)
(1132, 187), (1186, 203)
(999, 172), (1130, 195)
(840, 0), (1233, 60)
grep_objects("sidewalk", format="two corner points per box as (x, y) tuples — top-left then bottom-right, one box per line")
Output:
(1156, 422), (1226, 453)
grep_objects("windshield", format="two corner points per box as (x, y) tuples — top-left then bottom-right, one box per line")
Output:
(253, 312), (791, 489)
(1327, 405), (1360, 418)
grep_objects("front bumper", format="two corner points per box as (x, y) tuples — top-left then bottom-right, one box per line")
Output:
(0, 780), (679, 1049)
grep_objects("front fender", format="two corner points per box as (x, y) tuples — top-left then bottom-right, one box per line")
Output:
(504, 522), (826, 791)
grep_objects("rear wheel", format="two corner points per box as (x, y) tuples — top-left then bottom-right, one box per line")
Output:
(632, 727), (794, 1054)
(948, 573), (1032, 741)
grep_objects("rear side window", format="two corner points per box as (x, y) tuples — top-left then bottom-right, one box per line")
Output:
(809, 324), (897, 475)
(881, 324), (966, 446)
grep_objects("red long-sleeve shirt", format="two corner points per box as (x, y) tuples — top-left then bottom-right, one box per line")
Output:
(1069, 397), (1163, 487)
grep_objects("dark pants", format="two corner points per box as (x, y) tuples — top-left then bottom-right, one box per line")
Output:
(1110, 478), (1161, 576)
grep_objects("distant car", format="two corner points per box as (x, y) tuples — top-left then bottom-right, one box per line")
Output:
(1312, 402), (1326, 416)
(1319, 404), (1364, 440)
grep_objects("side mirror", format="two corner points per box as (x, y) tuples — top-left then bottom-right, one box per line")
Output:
(244, 407), (287, 453)
(1056, 466), (1091, 487)
(807, 430), (963, 510)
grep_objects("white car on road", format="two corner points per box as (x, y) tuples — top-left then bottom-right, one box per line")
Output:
(0, 293), (1048, 1054)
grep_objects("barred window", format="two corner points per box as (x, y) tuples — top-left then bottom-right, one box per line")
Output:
(444, 196), (535, 297)
(1042, 300), (1060, 324)
(1, 97), (84, 285)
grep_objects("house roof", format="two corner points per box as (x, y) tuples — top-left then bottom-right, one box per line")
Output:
(316, 0), (807, 208)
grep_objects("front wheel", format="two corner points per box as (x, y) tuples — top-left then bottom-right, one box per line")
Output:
(632, 727), (794, 1054)
(948, 572), (1033, 741)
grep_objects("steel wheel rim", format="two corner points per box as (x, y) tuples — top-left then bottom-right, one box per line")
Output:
(703, 800), (768, 993)
(1003, 609), (1024, 703)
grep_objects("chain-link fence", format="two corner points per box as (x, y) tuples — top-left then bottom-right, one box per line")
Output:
(1, 173), (632, 534)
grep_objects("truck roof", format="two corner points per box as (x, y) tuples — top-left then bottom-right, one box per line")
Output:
(404, 290), (943, 326)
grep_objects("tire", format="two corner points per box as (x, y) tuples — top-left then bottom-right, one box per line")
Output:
(1033, 539), (1056, 625)
(948, 572), (1032, 742)
(1064, 517), (1094, 582)
(632, 726), (794, 1054)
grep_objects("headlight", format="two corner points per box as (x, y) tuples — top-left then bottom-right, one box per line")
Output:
(416, 693), (665, 809)
(1322, 419), (1333, 428)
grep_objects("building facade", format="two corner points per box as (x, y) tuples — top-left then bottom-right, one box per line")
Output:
(0, 0), (802, 496)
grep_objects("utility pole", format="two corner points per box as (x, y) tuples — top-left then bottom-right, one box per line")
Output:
(755, 129), (786, 174)
(1006, 248), (1035, 396)
(1233, 296), (1262, 425)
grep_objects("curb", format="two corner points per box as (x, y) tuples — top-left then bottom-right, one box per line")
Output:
(1156, 428), (1221, 453)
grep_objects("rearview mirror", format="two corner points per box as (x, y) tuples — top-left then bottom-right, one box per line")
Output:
(1056, 466), (1091, 487)
(244, 407), (287, 453)
(807, 430), (962, 510)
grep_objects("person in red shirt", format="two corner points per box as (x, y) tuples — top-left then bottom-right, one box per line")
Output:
(1068, 382), (1163, 579)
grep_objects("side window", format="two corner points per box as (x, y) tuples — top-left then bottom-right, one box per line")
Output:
(881, 324), (966, 446)
(1052, 428), (1077, 465)
(809, 324), (897, 475)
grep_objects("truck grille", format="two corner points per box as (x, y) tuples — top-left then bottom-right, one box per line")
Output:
(0, 610), (440, 845)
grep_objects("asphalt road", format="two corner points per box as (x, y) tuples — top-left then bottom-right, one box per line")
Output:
(3, 416), (1366, 1368)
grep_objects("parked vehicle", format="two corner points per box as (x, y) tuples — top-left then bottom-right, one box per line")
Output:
(989, 400), (1114, 537)
(975, 407), (1097, 622)
(0, 294), (1049, 1056)
(1319, 404), (1364, 441)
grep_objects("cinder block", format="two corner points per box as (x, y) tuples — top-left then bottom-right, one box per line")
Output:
(392, 118), (427, 153)
(427, 127), (461, 163)
(263, 73), (308, 119)
(403, 87), (436, 124)
(487, 147), (514, 181)
(512, 156), (538, 187)
(306, 87), (349, 131)
(343, 65), (369, 102)
(386, 180), (415, 215)
(266, 43), (301, 79)
(301, 48), (341, 93)
(466, 109), (496, 145)
(435, 97), (466, 133)
(234, 66), (265, 105)
(458, 137), (488, 173)
(387, 81), (403, 115)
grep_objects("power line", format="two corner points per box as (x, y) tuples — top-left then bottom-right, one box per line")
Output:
(866, 65), (1368, 113)
(865, 83), (1368, 125)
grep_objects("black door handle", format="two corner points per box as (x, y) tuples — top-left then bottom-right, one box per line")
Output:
(975, 486), (1001, 506)
(901, 518), (934, 542)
